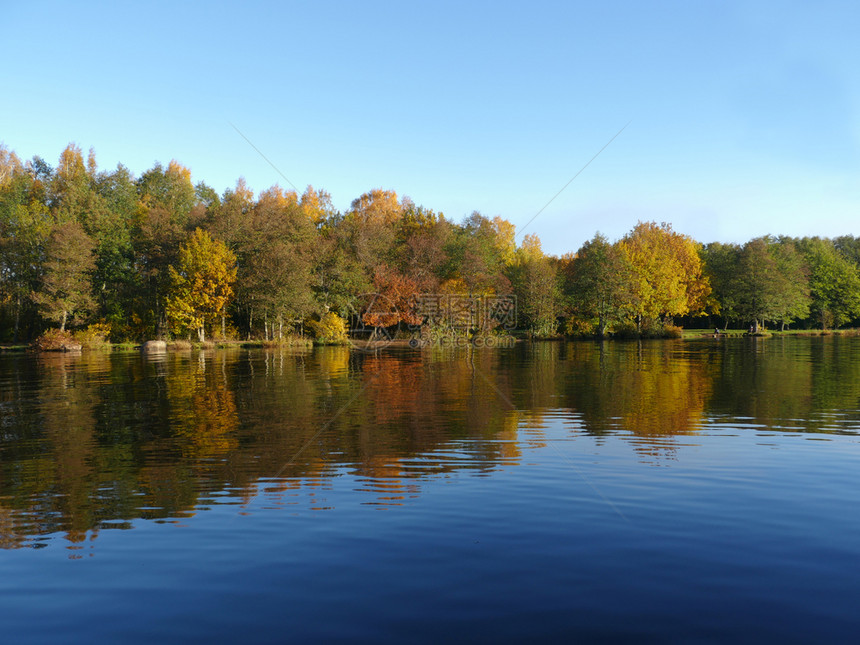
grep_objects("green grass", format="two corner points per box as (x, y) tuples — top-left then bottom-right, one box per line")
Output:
(682, 327), (860, 339)
(0, 344), (30, 351)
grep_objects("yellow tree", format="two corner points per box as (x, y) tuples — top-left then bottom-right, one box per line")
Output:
(165, 229), (237, 342)
(617, 221), (710, 328)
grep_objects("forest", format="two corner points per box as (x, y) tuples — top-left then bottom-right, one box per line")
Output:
(2, 142), (860, 345)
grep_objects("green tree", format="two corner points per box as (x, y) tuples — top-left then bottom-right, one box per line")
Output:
(700, 242), (740, 328)
(564, 233), (637, 336)
(91, 164), (139, 337)
(240, 186), (318, 340)
(313, 227), (372, 317)
(446, 212), (514, 294)
(732, 237), (809, 331)
(0, 158), (52, 340)
(508, 234), (561, 337)
(798, 237), (860, 329)
(165, 229), (237, 342)
(137, 160), (196, 225)
(770, 238), (811, 329)
(33, 221), (96, 331)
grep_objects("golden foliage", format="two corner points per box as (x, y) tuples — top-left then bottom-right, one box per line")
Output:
(165, 229), (237, 341)
(306, 312), (349, 344)
(617, 221), (711, 321)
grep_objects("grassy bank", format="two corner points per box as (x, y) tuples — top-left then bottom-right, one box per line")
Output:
(682, 328), (860, 339)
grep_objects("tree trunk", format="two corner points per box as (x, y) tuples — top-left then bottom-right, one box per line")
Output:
(198, 326), (205, 343)
(61, 310), (68, 332)
(13, 295), (21, 342)
(221, 314), (226, 341)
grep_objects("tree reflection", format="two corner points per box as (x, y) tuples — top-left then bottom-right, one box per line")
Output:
(2, 337), (859, 549)
(560, 341), (714, 459)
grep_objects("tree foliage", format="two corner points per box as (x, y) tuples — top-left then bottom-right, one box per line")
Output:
(4, 141), (860, 342)
(798, 237), (860, 329)
(32, 221), (96, 331)
(165, 229), (237, 341)
(564, 233), (637, 336)
(618, 222), (711, 324)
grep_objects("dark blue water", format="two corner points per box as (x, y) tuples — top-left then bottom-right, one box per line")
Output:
(1, 339), (859, 642)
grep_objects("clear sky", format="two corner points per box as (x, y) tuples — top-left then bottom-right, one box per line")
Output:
(3, 0), (858, 255)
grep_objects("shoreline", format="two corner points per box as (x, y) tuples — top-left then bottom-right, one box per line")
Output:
(4, 327), (860, 355)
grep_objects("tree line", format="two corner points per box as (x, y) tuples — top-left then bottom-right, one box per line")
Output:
(1, 142), (859, 343)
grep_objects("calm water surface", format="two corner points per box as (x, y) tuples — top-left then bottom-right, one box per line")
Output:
(1, 338), (860, 643)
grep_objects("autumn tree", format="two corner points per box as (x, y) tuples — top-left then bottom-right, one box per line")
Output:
(299, 185), (337, 225)
(361, 264), (423, 335)
(342, 188), (404, 275)
(508, 234), (561, 337)
(618, 222), (711, 328)
(165, 229), (236, 342)
(394, 204), (452, 291)
(205, 178), (254, 250)
(137, 160), (196, 225)
(446, 212), (514, 295)
(33, 221), (96, 331)
(239, 186), (318, 340)
(133, 160), (200, 337)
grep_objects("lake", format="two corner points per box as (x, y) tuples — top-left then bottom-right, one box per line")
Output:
(1, 337), (859, 643)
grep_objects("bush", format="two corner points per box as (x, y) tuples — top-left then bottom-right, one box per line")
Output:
(662, 323), (683, 339)
(73, 322), (112, 349)
(612, 321), (640, 339)
(31, 329), (80, 352)
(305, 312), (349, 345)
(564, 317), (596, 338)
(612, 319), (683, 339)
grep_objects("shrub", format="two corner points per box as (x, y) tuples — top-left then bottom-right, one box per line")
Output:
(305, 312), (349, 345)
(73, 322), (112, 349)
(31, 329), (79, 352)
(662, 323), (683, 339)
(564, 317), (596, 338)
(612, 321), (640, 339)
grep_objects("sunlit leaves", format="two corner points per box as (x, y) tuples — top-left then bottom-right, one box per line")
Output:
(165, 229), (237, 341)
(618, 221), (711, 322)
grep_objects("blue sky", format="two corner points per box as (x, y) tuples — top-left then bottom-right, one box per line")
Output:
(3, 0), (858, 255)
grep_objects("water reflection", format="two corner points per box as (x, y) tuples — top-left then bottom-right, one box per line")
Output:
(1, 336), (860, 549)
